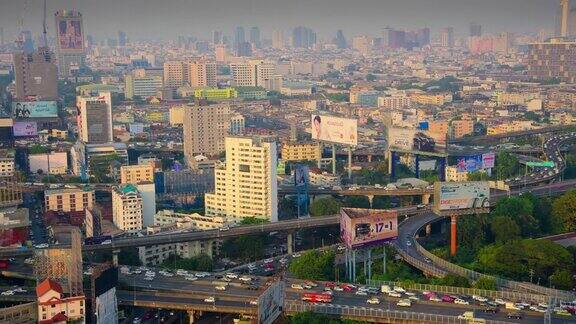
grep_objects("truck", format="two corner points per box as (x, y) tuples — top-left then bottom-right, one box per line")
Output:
(457, 311), (486, 323)
(505, 302), (521, 310)
(302, 293), (332, 303)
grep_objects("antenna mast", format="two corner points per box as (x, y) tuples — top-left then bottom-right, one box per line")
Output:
(42, 0), (48, 48)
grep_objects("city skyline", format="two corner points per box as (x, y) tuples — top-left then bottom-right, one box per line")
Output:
(0, 0), (556, 41)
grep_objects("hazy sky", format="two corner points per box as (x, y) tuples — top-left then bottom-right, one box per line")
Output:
(0, 0), (556, 41)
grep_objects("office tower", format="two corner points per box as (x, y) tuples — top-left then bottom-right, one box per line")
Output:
(272, 29), (284, 49)
(230, 60), (276, 87)
(118, 30), (127, 46)
(416, 28), (431, 47)
(21, 31), (34, 54)
(125, 69), (163, 99)
(33, 228), (83, 296)
(335, 30), (347, 49)
(183, 104), (231, 163)
(441, 27), (455, 48)
(205, 136), (278, 222)
(250, 27), (261, 48)
(469, 23), (482, 37)
(0, 175), (23, 208)
(54, 10), (86, 77)
(76, 92), (113, 144)
(189, 60), (217, 87)
(236, 42), (253, 57)
(212, 30), (222, 44)
(13, 47), (58, 100)
(234, 26), (245, 52)
(526, 39), (576, 83)
(112, 184), (143, 233)
(292, 26), (316, 48)
(215, 44), (228, 62)
(352, 35), (370, 55)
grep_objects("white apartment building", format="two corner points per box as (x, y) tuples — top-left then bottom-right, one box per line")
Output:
(183, 104), (231, 163)
(205, 136), (278, 222)
(378, 95), (412, 109)
(229, 114), (245, 135)
(112, 184), (143, 233)
(230, 60), (276, 88)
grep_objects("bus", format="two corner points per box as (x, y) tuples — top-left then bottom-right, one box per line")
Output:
(84, 235), (112, 245)
(302, 293), (332, 303)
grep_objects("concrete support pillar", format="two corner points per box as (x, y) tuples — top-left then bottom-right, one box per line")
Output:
(425, 224), (432, 236)
(188, 310), (195, 324)
(450, 215), (458, 256)
(332, 144), (337, 175)
(348, 146), (353, 179)
(287, 232), (294, 255)
(317, 143), (322, 169)
(367, 195), (374, 208)
(422, 193), (431, 205)
(112, 249), (120, 267)
(368, 154), (372, 163)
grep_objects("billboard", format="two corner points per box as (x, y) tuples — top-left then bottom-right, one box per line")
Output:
(387, 127), (447, 155)
(455, 155), (483, 173)
(526, 161), (555, 168)
(340, 208), (398, 249)
(433, 182), (490, 211)
(258, 281), (284, 324)
(12, 101), (58, 119)
(57, 19), (84, 51)
(482, 152), (495, 169)
(29, 152), (68, 175)
(294, 164), (309, 188)
(311, 114), (358, 146)
(13, 121), (37, 137)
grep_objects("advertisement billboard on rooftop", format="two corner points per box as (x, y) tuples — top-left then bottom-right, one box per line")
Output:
(12, 101), (58, 119)
(13, 121), (37, 137)
(433, 181), (490, 212)
(387, 127), (447, 156)
(311, 114), (358, 146)
(340, 208), (398, 249)
(57, 18), (84, 51)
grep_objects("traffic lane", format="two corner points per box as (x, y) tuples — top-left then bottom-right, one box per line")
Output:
(117, 290), (257, 309)
(286, 290), (542, 324)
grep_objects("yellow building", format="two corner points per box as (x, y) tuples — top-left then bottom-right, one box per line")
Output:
(281, 142), (321, 161)
(169, 106), (185, 125)
(120, 164), (154, 184)
(410, 93), (450, 106)
(450, 119), (474, 139)
(50, 129), (68, 139)
(44, 188), (95, 213)
(487, 121), (537, 135)
(445, 166), (468, 182)
(428, 120), (449, 136)
(194, 88), (238, 100)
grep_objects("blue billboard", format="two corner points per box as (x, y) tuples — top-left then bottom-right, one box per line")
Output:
(12, 101), (58, 119)
(455, 155), (483, 173)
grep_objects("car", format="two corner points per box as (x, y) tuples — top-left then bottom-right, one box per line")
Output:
(424, 258), (431, 263)
(454, 298), (469, 305)
(408, 296), (419, 301)
(393, 286), (406, 293)
(303, 284), (312, 289)
(250, 299), (258, 305)
(144, 276), (154, 281)
(263, 258), (274, 264)
(304, 281), (318, 287)
(429, 296), (442, 302)
(333, 286), (344, 292)
(404, 292), (416, 296)
(185, 276), (197, 281)
(246, 285), (259, 291)
(132, 317), (141, 324)
(406, 241), (412, 247)
(442, 295), (455, 303)
(291, 284), (304, 290)
(367, 297), (380, 304)
(225, 273), (238, 279)
(388, 291), (402, 298)
(215, 285), (227, 291)
(397, 299), (411, 307)
(355, 290), (368, 296)
(538, 302), (549, 309)
(220, 226), (230, 231)
(417, 204), (426, 209)
(101, 240), (112, 245)
(494, 298), (506, 305)
(239, 276), (252, 282)
(472, 295), (488, 302)
(279, 258), (288, 264)
(1, 290), (14, 296)
(483, 306), (499, 314)
(292, 253), (301, 258)
(529, 306), (545, 313)
(204, 297), (215, 303)
(506, 313), (522, 320)
(555, 309), (571, 316)
(13, 288), (27, 293)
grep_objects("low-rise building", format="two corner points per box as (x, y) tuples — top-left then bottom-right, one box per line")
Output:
(308, 168), (340, 187)
(281, 141), (321, 161)
(194, 87), (238, 100)
(445, 166), (468, 182)
(0, 156), (14, 177)
(44, 187), (95, 213)
(36, 279), (85, 323)
(120, 164), (155, 184)
(450, 119), (474, 139)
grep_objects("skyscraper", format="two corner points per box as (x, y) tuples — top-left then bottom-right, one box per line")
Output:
(234, 26), (245, 52)
(250, 27), (261, 48)
(335, 30), (347, 49)
(183, 103), (231, 163)
(54, 10), (86, 77)
(212, 30), (222, 44)
(292, 26), (316, 48)
(21, 31), (34, 54)
(188, 60), (217, 87)
(76, 92), (113, 144)
(272, 30), (284, 49)
(469, 23), (482, 37)
(205, 136), (278, 222)
(557, 0), (576, 37)
(13, 47), (58, 100)
(441, 27), (455, 48)
(118, 30), (127, 46)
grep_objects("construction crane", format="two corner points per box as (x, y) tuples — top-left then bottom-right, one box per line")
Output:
(15, 0), (29, 48)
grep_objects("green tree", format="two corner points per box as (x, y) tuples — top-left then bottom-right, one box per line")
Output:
(552, 190), (576, 232)
(290, 312), (341, 324)
(495, 152), (519, 180)
(467, 171), (490, 181)
(161, 254), (213, 271)
(118, 248), (142, 266)
(289, 250), (336, 281)
(473, 277), (497, 290)
(431, 274), (471, 288)
(550, 269), (575, 290)
(309, 197), (342, 216)
(491, 197), (538, 237)
(221, 235), (265, 262)
(240, 217), (269, 225)
(372, 196), (391, 209)
(457, 214), (486, 254)
(490, 216), (520, 243)
(343, 196), (371, 208)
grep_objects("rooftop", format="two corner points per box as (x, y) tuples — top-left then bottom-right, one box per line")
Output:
(342, 207), (395, 219)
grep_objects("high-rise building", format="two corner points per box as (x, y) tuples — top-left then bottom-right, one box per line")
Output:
(33, 227), (83, 296)
(526, 39), (576, 83)
(558, 0), (571, 37)
(382, 27), (406, 49)
(441, 27), (455, 48)
(235, 42), (253, 57)
(272, 30), (284, 49)
(163, 61), (189, 88)
(416, 28), (431, 47)
(76, 92), (113, 144)
(205, 136), (278, 222)
(212, 30), (222, 44)
(21, 30), (34, 54)
(13, 47), (58, 100)
(112, 184), (143, 233)
(118, 30), (127, 46)
(250, 27), (261, 48)
(335, 30), (347, 49)
(215, 44), (228, 62)
(352, 35), (371, 55)
(189, 60), (217, 87)
(234, 26), (245, 52)
(54, 10), (86, 77)
(292, 26), (316, 48)
(469, 23), (482, 37)
(183, 103), (231, 163)
(230, 60), (276, 87)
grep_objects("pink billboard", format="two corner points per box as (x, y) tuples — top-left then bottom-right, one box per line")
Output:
(13, 121), (37, 137)
(340, 208), (398, 249)
(58, 19), (83, 50)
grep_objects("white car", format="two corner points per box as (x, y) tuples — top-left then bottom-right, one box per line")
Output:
(13, 288), (26, 293)
(215, 285), (227, 291)
(292, 253), (301, 258)
(397, 299), (411, 307)
(291, 284), (304, 290)
(1, 290), (14, 296)
(404, 292), (416, 296)
(204, 297), (215, 303)
(144, 276), (154, 281)
(472, 295), (488, 302)
(250, 299), (258, 306)
(333, 286), (344, 291)
(494, 298), (506, 305)
(454, 298), (469, 305)
(429, 296), (442, 302)
(355, 290), (368, 296)
(408, 296), (420, 301)
(263, 258), (274, 264)
(226, 273), (238, 279)
(185, 276), (198, 281)
(388, 292), (402, 298)
(538, 302), (549, 309)
(367, 297), (380, 304)
(239, 276), (252, 282)
(101, 240), (112, 245)
(393, 286), (406, 293)
(530, 305), (546, 313)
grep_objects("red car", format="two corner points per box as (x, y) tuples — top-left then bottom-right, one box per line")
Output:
(442, 295), (455, 303)
(341, 284), (354, 292)
(324, 282), (336, 288)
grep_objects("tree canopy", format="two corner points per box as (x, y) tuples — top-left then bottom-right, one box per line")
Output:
(289, 250), (335, 281)
(310, 197), (342, 217)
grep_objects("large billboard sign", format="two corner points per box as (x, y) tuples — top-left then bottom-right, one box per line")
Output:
(57, 19), (84, 51)
(258, 281), (284, 324)
(13, 121), (37, 137)
(12, 101), (58, 119)
(387, 127), (447, 155)
(433, 182), (490, 212)
(455, 152), (496, 173)
(294, 164), (309, 188)
(311, 114), (358, 146)
(340, 208), (398, 249)
(482, 152), (495, 169)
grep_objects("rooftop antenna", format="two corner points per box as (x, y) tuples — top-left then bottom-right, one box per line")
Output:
(42, 0), (48, 48)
